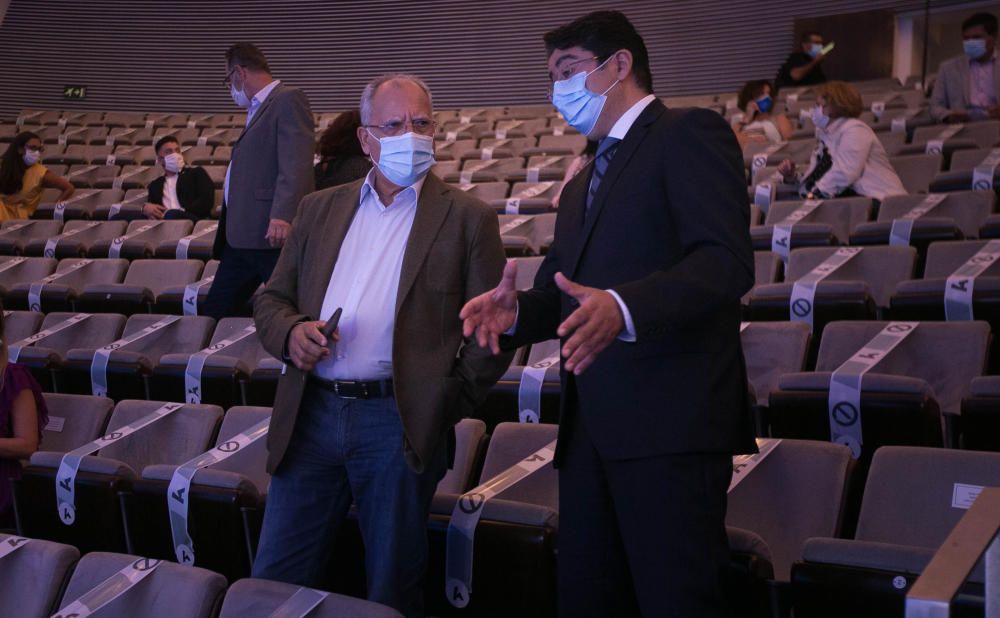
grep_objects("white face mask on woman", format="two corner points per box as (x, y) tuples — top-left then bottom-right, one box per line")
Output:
(22, 149), (41, 166)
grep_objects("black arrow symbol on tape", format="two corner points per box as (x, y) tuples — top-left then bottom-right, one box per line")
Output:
(171, 487), (186, 504)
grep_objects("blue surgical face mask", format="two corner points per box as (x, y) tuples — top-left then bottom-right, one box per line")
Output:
(811, 105), (830, 130)
(964, 38), (988, 59)
(755, 94), (773, 114)
(368, 130), (435, 187)
(550, 56), (620, 136)
(808, 43), (823, 58)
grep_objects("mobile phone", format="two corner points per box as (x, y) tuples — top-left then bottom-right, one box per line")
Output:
(321, 307), (343, 339)
(821, 42), (835, 56)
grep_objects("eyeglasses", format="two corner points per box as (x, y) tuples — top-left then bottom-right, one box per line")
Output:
(546, 55), (601, 98)
(362, 118), (436, 137)
(25, 145), (44, 153)
(223, 67), (238, 88)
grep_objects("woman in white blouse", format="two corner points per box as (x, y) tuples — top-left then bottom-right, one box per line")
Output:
(778, 81), (906, 201)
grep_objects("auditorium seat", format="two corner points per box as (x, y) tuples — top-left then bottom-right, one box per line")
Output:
(12, 312), (126, 391)
(64, 164), (122, 190)
(86, 219), (194, 259)
(0, 256), (56, 299)
(202, 165), (228, 188)
(913, 120), (1000, 150)
(94, 164), (161, 191)
(435, 138), (478, 162)
(487, 180), (561, 215)
(155, 260), (220, 315)
(58, 143), (113, 165)
(154, 126), (201, 144)
(16, 400), (224, 554)
(37, 393), (115, 453)
(745, 251), (783, 306)
(455, 181), (510, 202)
(957, 376), (1000, 451)
(220, 578), (403, 617)
(499, 213), (555, 256)
(76, 258), (203, 315)
(741, 321), (811, 411)
(890, 153), (944, 194)
(0, 534), (79, 618)
(53, 551), (226, 618)
(152, 219), (219, 260)
(185, 144), (215, 165)
(524, 134), (587, 157)
(22, 221), (126, 258)
(128, 405), (271, 581)
(93, 188), (150, 220)
(7, 258), (129, 312)
(0, 221), (62, 255)
(438, 419), (488, 496)
(109, 144), (147, 165)
(750, 197), (874, 253)
(450, 157), (526, 183)
(103, 112), (150, 129)
(791, 446), (1000, 617)
(211, 145), (232, 164)
(60, 314), (214, 399)
(479, 136), (537, 156)
(3, 309), (44, 343)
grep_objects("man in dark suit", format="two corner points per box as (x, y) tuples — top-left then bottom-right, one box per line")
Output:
(138, 135), (214, 221)
(460, 11), (756, 617)
(253, 74), (511, 616)
(203, 42), (314, 320)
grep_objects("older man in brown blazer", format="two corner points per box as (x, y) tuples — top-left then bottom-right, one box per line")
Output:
(251, 74), (511, 617)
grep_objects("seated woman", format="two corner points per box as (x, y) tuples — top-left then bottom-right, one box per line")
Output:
(731, 80), (795, 147)
(0, 131), (74, 221)
(0, 308), (49, 529)
(778, 81), (906, 201)
(314, 109), (372, 191)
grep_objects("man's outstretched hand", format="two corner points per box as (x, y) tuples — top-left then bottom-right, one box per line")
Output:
(460, 260), (518, 354)
(554, 273), (624, 375)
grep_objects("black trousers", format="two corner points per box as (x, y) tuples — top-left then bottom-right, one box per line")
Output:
(201, 243), (281, 320)
(558, 414), (733, 618)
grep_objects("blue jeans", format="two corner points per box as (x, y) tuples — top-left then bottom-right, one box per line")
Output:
(252, 385), (446, 617)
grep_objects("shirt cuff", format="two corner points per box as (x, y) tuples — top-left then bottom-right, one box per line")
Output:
(606, 289), (636, 342)
(503, 302), (519, 336)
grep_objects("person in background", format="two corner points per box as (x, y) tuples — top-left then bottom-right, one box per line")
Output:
(775, 31), (829, 91)
(0, 131), (74, 221)
(137, 135), (215, 221)
(552, 139), (597, 208)
(731, 79), (795, 147)
(314, 109), (372, 190)
(0, 306), (49, 529)
(929, 12), (1000, 122)
(778, 81), (906, 201)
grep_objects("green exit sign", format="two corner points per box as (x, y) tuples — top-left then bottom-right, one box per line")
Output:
(63, 86), (87, 100)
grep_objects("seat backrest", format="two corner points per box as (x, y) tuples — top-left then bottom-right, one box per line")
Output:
(763, 198), (873, 244)
(0, 219), (62, 240)
(478, 422), (559, 510)
(727, 439), (852, 580)
(742, 321), (811, 407)
(219, 577), (403, 618)
(123, 219), (193, 241)
(949, 147), (993, 172)
(4, 310), (43, 342)
(203, 260), (220, 279)
(57, 551), (226, 618)
(889, 153), (944, 193)
(877, 191), (995, 238)
(923, 239), (1000, 278)
(209, 406), (272, 493)
(856, 446), (1000, 547)
(63, 220), (129, 244)
(785, 245), (917, 307)
(438, 418), (487, 495)
(526, 339), (560, 366)
(51, 258), (129, 289)
(0, 256), (56, 288)
(463, 182), (509, 201)
(97, 400), (223, 470)
(123, 259), (203, 295)
(754, 251), (781, 286)
(0, 534), (80, 618)
(513, 256), (544, 290)
(31, 311), (126, 356)
(40, 393), (115, 453)
(814, 321), (990, 414)
(119, 314), (215, 360)
(913, 120), (1000, 149)
(207, 317), (273, 367)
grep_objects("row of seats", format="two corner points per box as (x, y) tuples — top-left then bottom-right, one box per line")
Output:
(41, 143), (232, 166)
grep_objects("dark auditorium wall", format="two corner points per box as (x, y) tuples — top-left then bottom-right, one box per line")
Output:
(0, 0), (972, 117)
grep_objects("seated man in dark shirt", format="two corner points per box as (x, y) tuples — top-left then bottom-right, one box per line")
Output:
(143, 135), (215, 221)
(775, 31), (828, 91)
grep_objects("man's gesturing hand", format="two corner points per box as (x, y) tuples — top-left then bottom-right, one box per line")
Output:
(288, 320), (338, 371)
(459, 260), (518, 354)
(555, 273), (624, 375)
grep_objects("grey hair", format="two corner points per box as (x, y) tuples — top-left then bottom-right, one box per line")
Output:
(359, 74), (434, 124)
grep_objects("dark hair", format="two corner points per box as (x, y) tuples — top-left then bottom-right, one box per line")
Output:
(963, 13), (998, 37)
(800, 31), (823, 44)
(738, 80), (772, 111)
(317, 110), (364, 160)
(154, 135), (179, 155)
(544, 10), (653, 93)
(226, 42), (271, 73)
(0, 131), (40, 195)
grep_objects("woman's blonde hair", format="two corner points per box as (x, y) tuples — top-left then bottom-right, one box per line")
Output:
(815, 81), (864, 119)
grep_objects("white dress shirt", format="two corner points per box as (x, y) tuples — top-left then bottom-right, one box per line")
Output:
(312, 169), (424, 380)
(162, 174), (181, 211)
(224, 79), (282, 205)
(802, 117), (907, 201)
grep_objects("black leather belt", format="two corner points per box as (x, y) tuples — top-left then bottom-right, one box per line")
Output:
(309, 376), (394, 399)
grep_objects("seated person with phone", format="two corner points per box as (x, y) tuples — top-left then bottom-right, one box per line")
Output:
(136, 135), (215, 221)
(776, 31), (833, 91)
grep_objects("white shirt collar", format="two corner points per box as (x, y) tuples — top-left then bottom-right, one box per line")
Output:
(360, 167), (427, 209)
(607, 94), (657, 140)
(252, 79), (281, 108)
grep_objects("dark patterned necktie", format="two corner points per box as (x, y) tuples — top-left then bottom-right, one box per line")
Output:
(586, 137), (621, 213)
(802, 141), (833, 195)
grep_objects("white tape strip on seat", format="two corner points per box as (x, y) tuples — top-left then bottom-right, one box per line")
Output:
(499, 216), (532, 236)
(827, 321), (919, 459)
(789, 247), (863, 330)
(0, 257), (27, 275)
(888, 194), (947, 246)
(183, 275), (215, 316)
(108, 221), (161, 259)
(51, 557), (162, 618)
(175, 223), (218, 260)
(266, 587), (330, 618)
(770, 199), (824, 262)
(740, 321), (751, 333)
(891, 109), (920, 133)
(56, 402), (184, 525)
(0, 536), (30, 560)
(184, 324), (257, 404)
(167, 417), (269, 565)
(754, 172), (782, 215)
(1, 221), (33, 236)
(112, 167), (147, 191)
(44, 221), (101, 258)
(505, 181), (556, 215)
(925, 124), (964, 155)
(481, 147), (495, 160)
(972, 148), (1000, 191)
(752, 143), (784, 173)
(90, 315), (181, 397)
(526, 156), (563, 183)
(52, 191), (94, 222)
(871, 101), (886, 119)
(728, 438), (781, 492)
(9, 314), (91, 361)
(28, 260), (94, 311)
(944, 240), (1000, 321)
(517, 354), (559, 424)
(446, 439), (558, 608)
